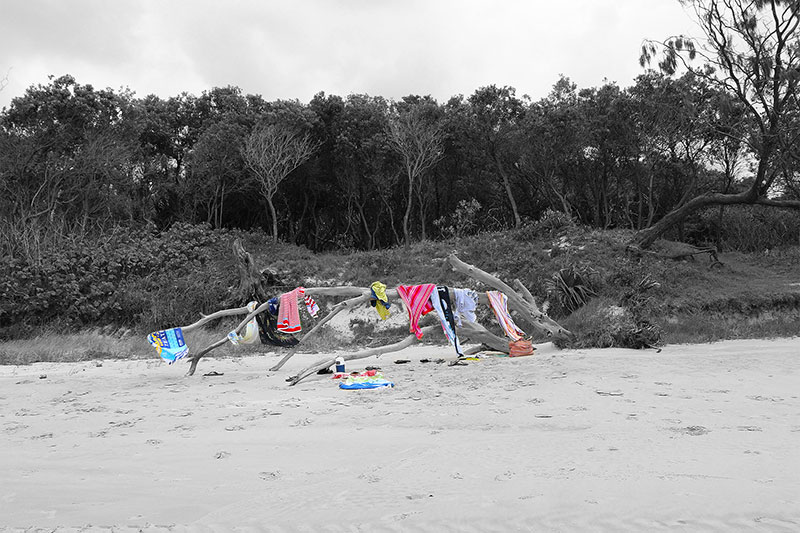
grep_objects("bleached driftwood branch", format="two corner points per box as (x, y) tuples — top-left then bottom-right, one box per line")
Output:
(288, 325), (439, 386)
(182, 248), (569, 377)
(447, 254), (571, 340)
(185, 288), (378, 376)
(269, 292), (370, 371)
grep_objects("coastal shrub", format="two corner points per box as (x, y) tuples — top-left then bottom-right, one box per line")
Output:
(434, 198), (482, 239)
(545, 263), (600, 316)
(693, 205), (800, 251)
(0, 222), (235, 339)
(557, 298), (662, 349)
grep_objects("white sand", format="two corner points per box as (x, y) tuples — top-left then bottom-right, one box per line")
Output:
(1, 338), (799, 531)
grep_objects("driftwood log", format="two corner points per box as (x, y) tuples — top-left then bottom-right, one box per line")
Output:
(626, 240), (722, 268)
(179, 247), (569, 379)
(287, 325), (439, 385)
(446, 254), (572, 340)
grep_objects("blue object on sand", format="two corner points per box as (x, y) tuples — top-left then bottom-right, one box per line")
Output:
(339, 378), (394, 390)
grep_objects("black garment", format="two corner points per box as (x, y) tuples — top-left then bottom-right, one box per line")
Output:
(255, 300), (299, 348)
(437, 285), (462, 356)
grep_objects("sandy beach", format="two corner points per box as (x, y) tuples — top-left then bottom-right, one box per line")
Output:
(1, 337), (799, 532)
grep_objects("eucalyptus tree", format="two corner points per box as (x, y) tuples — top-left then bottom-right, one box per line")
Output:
(334, 94), (399, 249)
(386, 97), (444, 245)
(467, 85), (526, 228)
(0, 75), (140, 238)
(243, 122), (318, 243)
(187, 119), (249, 227)
(638, 0), (800, 248)
(517, 77), (586, 219)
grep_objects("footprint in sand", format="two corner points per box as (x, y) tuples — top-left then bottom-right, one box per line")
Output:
(358, 472), (381, 483)
(4, 422), (28, 433)
(747, 395), (784, 402)
(494, 471), (515, 481)
(676, 426), (710, 436)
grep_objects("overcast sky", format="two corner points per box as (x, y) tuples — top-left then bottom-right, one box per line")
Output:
(0, 0), (700, 110)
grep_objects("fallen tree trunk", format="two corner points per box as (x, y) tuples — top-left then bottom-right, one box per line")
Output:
(447, 254), (572, 340)
(180, 248), (571, 377)
(626, 240), (722, 268)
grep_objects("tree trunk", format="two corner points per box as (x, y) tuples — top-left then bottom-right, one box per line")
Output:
(634, 189), (756, 248)
(267, 196), (278, 244)
(403, 173), (414, 246)
(493, 152), (522, 229)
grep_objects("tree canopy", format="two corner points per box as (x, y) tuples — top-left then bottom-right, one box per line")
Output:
(3, 3), (800, 258)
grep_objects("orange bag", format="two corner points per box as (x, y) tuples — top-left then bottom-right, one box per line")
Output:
(508, 339), (534, 357)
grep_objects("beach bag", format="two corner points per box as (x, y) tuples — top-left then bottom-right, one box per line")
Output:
(508, 339), (534, 357)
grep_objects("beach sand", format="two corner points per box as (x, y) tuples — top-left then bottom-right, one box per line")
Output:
(1, 337), (799, 531)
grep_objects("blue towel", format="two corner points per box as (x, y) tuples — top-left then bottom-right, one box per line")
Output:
(147, 327), (189, 364)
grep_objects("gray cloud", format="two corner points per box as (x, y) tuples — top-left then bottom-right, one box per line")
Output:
(0, 0), (697, 110)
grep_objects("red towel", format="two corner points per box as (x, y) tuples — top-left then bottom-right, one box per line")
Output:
(396, 284), (436, 339)
(277, 287), (304, 334)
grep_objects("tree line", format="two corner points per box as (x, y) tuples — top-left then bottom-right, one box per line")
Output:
(2, 0), (799, 258)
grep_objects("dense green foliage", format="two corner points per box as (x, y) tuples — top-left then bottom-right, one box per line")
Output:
(3, 71), (798, 260)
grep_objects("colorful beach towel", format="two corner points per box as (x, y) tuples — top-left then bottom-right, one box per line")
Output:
(396, 284), (436, 339)
(486, 290), (526, 341)
(278, 287), (305, 334)
(147, 327), (189, 364)
(339, 372), (395, 390)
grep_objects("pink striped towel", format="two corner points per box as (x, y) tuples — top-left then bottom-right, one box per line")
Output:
(396, 284), (436, 339)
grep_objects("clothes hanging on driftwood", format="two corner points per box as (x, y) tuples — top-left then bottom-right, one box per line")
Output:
(430, 285), (463, 356)
(278, 287), (305, 333)
(256, 296), (299, 347)
(369, 281), (392, 320)
(486, 290), (526, 341)
(147, 327), (189, 364)
(396, 284), (436, 339)
(452, 288), (478, 326)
